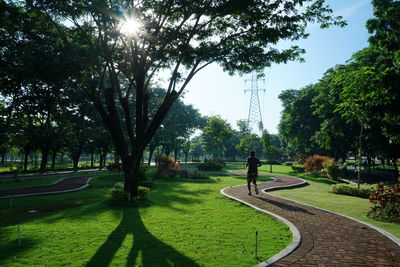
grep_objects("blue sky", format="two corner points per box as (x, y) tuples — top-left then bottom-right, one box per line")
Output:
(182, 0), (373, 134)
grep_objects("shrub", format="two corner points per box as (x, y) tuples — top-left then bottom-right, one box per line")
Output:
(291, 164), (304, 172)
(137, 165), (154, 188)
(283, 161), (295, 166)
(107, 162), (123, 171)
(264, 160), (282, 165)
(155, 154), (181, 177)
(332, 183), (374, 198)
(111, 182), (150, 202)
(304, 155), (333, 172)
(322, 162), (341, 180)
(197, 161), (224, 171)
(111, 182), (129, 201)
(137, 186), (150, 200)
(368, 183), (400, 223)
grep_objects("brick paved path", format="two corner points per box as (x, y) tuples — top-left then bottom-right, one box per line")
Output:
(223, 173), (400, 266)
(0, 176), (93, 198)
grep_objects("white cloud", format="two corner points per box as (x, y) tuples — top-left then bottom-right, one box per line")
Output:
(334, 0), (369, 18)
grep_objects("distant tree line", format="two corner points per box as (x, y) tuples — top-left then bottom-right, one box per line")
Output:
(278, 0), (400, 181)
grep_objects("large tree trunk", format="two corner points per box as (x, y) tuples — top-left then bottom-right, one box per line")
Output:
(184, 152), (189, 163)
(173, 149), (179, 162)
(72, 150), (81, 172)
(392, 158), (399, 183)
(23, 149), (29, 172)
(51, 152), (57, 171)
(0, 153), (5, 165)
(357, 125), (363, 187)
(90, 153), (94, 168)
(40, 148), (50, 173)
(367, 156), (372, 179)
(99, 153), (104, 170)
(123, 156), (140, 198)
(147, 147), (156, 166)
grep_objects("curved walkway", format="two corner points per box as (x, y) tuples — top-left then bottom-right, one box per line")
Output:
(222, 172), (400, 266)
(0, 176), (93, 199)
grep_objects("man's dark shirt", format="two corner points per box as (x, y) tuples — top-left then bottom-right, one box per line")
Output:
(246, 156), (261, 174)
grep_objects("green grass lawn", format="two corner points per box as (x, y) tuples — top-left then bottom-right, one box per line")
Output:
(0, 161), (102, 174)
(0, 171), (291, 266)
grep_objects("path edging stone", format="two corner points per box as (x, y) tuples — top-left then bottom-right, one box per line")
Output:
(220, 178), (306, 267)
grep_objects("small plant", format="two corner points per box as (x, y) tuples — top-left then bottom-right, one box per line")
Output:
(291, 164), (304, 172)
(155, 154), (179, 177)
(332, 183), (374, 198)
(111, 182), (150, 202)
(304, 155), (333, 172)
(197, 161), (224, 171)
(107, 162), (123, 172)
(368, 183), (400, 223)
(322, 162), (341, 180)
(111, 182), (129, 201)
(137, 165), (154, 188)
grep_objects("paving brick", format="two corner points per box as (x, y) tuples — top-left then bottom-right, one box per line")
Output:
(223, 173), (400, 266)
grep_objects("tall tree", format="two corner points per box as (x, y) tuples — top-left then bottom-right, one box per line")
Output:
(201, 116), (233, 160)
(10, 0), (344, 196)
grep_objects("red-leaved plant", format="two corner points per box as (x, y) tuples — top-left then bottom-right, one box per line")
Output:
(368, 183), (400, 223)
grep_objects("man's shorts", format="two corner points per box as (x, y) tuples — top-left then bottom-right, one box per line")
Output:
(247, 172), (258, 182)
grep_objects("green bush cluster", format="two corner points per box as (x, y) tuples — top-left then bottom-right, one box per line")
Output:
(291, 164), (304, 172)
(110, 182), (150, 202)
(368, 183), (400, 223)
(332, 183), (374, 198)
(322, 162), (341, 180)
(137, 165), (154, 188)
(197, 161), (224, 171)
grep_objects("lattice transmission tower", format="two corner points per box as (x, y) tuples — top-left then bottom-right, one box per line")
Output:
(244, 72), (266, 134)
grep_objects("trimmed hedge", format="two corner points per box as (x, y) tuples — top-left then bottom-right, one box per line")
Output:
(332, 183), (374, 198)
(197, 161), (224, 171)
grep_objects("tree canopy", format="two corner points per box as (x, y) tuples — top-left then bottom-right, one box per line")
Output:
(1, 0), (345, 195)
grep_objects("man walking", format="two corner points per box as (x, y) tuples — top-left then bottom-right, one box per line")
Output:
(246, 151), (262, 195)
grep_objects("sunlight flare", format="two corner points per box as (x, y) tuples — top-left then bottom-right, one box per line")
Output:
(119, 17), (142, 36)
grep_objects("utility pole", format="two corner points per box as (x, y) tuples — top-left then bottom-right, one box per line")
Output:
(244, 72), (266, 134)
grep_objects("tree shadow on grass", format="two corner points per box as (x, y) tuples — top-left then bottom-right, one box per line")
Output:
(86, 207), (199, 267)
(0, 227), (38, 263)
